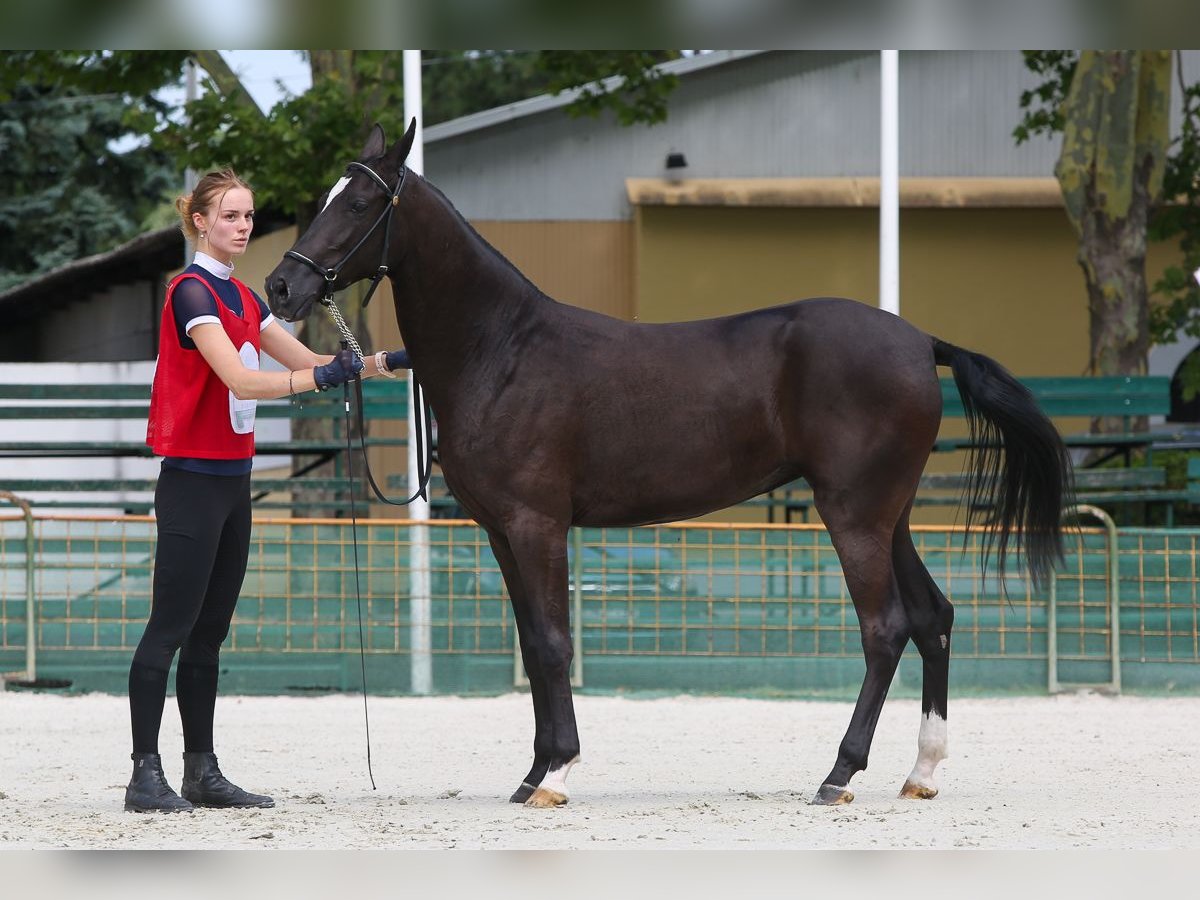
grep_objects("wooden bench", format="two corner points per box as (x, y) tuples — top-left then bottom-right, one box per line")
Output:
(762, 375), (1198, 524)
(0, 380), (427, 513)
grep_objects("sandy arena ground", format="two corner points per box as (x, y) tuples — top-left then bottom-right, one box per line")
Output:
(1, 691), (1198, 850)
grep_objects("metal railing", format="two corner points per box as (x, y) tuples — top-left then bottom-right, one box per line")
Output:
(2, 513), (1199, 693)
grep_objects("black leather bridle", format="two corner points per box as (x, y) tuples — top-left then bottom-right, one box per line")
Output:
(285, 157), (433, 508)
(285, 160), (409, 311)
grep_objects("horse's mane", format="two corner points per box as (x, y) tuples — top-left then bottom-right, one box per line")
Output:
(418, 174), (549, 301)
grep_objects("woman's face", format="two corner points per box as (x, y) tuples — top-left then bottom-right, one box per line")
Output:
(194, 187), (254, 264)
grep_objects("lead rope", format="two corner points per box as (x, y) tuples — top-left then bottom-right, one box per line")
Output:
(322, 298), (432, 789)
(340, 365), (376, 791)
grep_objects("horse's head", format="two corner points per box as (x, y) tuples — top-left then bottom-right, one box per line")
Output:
(266, 119), (418, 322)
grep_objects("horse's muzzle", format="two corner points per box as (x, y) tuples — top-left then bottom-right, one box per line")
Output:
(264, 268), (316, 323)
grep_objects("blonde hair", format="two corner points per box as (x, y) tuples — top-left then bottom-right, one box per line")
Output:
(175, 168), (253, 242)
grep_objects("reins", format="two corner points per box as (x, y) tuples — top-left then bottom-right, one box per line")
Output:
(286, 157), (435, 787)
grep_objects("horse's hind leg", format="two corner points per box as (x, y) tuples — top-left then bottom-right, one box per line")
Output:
(503, 513), (579, 808)
(811, 517), (911, 806)
(892, 519), (953, 799)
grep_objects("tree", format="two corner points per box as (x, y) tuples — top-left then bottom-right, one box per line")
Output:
(0, 57), (180, 292)
(1018, 51), (1200, 400)
(1057, 51), (1171, 384)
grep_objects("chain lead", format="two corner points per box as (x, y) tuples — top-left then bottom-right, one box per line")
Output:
(322, 295), (365, 361)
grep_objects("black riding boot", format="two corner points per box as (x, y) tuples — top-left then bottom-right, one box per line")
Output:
(124, 752), (194, 813)
(181, 752), (275, 809)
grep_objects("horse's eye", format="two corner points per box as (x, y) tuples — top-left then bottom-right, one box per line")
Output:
(351, 200), (369, 214)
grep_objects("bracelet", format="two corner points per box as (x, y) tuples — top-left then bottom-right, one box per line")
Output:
(288, 370), (296, 396)
(375, 349), (397, 379)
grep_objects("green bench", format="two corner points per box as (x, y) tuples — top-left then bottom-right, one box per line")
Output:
(935, 375), (1172, 464)
(0, 380), (429, 513)
(763, 375), (1199, 524)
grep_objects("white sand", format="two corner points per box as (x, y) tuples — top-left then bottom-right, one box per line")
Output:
(1, 691), (1197, 849)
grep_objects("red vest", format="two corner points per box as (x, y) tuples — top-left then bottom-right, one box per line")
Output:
(146, 273), (262, 459)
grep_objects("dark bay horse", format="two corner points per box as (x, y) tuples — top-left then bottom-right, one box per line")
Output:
(266, 121), (1070, 808)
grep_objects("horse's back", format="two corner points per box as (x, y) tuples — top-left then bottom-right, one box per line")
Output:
(504, 296), (943, 526)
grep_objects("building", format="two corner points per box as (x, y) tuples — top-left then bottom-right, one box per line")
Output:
(5, 50), (1199, 519)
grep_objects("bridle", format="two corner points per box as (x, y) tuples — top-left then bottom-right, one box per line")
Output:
(284, 160), (409, 313)
(282, 157), (432, 508)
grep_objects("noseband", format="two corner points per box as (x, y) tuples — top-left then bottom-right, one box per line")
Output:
(285, 160), (408, 312)
(284, 157), (433, 508)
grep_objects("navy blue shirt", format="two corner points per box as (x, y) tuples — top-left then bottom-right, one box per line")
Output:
(162, 255), (273, 477)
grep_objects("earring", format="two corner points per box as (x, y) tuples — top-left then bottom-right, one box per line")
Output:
(199, 232), (206, 239)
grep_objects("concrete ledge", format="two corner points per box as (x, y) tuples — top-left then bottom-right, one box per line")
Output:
(626, 177), (1064, 209)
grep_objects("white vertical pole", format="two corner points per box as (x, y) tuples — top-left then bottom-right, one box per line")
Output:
(880, 50), (900, 317)
(184, 59), (199, 233)
(403, 50), (432, 695)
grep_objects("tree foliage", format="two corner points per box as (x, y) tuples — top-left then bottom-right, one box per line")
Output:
(0, 54), (180, 292)
(1017, 51), (1200, 392)
(154, 51), (681, 228)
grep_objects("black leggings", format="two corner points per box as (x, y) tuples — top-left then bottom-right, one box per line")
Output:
(129, 467), (251, 754)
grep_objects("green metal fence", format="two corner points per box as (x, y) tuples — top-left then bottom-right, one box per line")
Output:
(2, 513), (1198, 695)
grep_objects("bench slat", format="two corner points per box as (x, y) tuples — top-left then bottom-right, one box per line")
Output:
(940, 376), (1170, 417)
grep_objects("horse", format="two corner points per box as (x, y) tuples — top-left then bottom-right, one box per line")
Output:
(266, 120), (1071, 808)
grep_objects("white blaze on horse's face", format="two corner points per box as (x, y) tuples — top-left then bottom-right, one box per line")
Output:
(320, 175), (352, 213)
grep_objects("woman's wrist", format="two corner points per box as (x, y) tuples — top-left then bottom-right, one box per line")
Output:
(375, 349), (397, 378)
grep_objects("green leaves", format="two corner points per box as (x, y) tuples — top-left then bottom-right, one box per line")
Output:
(1014, 51), (1077, 145)
(0, 59), (177, 293)
(1, 50), (683, 294)
(539, 51), (680, 126)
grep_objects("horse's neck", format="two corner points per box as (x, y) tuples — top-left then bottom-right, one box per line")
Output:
(393, 186), (548, 396)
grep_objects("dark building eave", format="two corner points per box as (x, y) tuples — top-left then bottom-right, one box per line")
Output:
(0, 227), (184, 323)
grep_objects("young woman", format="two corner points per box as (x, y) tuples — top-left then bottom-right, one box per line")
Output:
(127, 169), (409, 813)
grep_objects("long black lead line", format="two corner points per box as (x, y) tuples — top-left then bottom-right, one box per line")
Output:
(342, 371), (377, 790)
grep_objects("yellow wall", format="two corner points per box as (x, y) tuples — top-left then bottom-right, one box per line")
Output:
(473, 220), (635, 319)
(634, 204), (1184, 524)
(635, 205), (1097, 375)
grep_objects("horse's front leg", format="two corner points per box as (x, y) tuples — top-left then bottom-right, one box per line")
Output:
(505, 514), (579, 808)
(485, 530), (554, 803)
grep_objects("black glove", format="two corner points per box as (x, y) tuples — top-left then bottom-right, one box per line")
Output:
(384, 349), (411, 371)
(313, 349), (364, 391)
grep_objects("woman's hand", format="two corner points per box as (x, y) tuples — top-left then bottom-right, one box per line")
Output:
(313, 349), (364, 391)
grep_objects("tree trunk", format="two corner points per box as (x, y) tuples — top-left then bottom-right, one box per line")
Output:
(1055, 50), (1171, 435)
(289, 51), (377, 516)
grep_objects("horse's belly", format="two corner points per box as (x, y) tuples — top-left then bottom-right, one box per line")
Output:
(572, 450), (795, 527)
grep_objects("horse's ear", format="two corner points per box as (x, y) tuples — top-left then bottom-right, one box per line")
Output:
(394, 117), (417, 165)
(360, 123), (387, 160)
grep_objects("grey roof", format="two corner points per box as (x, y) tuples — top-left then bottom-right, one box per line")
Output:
(0, 226), (184, 321)
(424, 51), (768, 143)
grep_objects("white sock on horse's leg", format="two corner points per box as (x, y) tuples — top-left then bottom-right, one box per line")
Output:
(901, 711), (947, 798)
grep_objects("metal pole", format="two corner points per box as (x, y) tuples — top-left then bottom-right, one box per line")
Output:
(572, 527), (583, 688)
(1, 492), (36, 683)
(879, 50), (900, 317)
(403, 50), (432, 694)
(1050, 504), (1120, 694)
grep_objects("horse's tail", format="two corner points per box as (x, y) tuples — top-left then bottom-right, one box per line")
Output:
(932, 337), (1072, 589)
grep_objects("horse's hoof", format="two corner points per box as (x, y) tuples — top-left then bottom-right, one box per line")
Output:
(524, 787), (568, 808)
(899, 780), (938, 800)
(810, 783), (854, 806)
(509, 782), (536, 804)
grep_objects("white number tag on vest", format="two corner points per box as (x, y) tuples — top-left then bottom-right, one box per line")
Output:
(229, 342), (259, 434)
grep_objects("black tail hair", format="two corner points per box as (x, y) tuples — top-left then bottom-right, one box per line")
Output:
(933, 338), (1073, 589)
